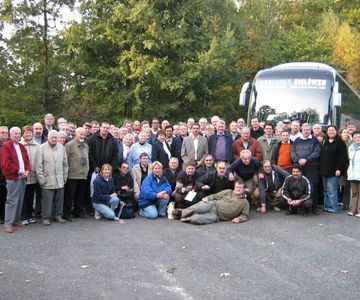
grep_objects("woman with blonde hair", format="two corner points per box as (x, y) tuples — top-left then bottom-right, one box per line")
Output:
(138, 161), (172, 219)
(92, 164), (120, 220)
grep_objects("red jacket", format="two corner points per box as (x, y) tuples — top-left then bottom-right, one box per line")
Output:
(1, 140), (31, 180)
(232, 138), (263, 162)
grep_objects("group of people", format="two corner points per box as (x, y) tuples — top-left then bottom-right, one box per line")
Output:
(1, 113), (359, 233)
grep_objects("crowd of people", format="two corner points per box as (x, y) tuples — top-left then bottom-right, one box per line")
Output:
(1, 113), (359, 233)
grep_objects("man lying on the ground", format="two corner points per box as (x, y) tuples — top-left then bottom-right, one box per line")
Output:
(172, 181), (249, 225)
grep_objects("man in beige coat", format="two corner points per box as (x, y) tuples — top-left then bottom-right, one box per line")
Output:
(64, 127), (89, 220)
(36, 130), (68, 225)
(181, 123), (208, 170)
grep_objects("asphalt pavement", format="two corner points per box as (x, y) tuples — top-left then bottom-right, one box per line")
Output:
(1, 209), (359, 300)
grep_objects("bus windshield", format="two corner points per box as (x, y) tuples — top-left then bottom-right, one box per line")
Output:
(249, 69), (333, 125)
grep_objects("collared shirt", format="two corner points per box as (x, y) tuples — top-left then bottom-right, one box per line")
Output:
(193, 136), (199, 160)
(14, 143), (25, 174)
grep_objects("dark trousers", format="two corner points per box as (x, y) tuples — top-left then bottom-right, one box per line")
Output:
(0, 185), (7, 220)
(22, 184), (36, 220)
(302, 165), (319, 212)
(34, 183), (42, 218)
(64, 179), (87, 217)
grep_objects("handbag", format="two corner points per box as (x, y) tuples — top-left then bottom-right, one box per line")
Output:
(119, 202), (135, 219)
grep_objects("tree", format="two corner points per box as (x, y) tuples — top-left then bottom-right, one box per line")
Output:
(0, 0), (75, 117)
(60, 0), (246, 124)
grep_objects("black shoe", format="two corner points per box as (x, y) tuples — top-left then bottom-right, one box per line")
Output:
(286, 210), (297, 215)
(312, 209), (321, 215)
(172, 209), (183, 220)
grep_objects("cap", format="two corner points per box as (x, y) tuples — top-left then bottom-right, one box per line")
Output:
(283, 119), (291, 123)
(83, 122), (92, 128)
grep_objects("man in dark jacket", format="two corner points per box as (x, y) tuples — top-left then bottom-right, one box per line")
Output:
(291, 123), (321, 214)
(257, 161), (289, 213)
(196, 161), (234, 198)
(170, 123), (188, 169)
(87, 122), (119, 173)
(208, 120), (233, 164)
(113, 161), (135, 212)
(174, 162), (200, 208)
(281, 164), (312, 215)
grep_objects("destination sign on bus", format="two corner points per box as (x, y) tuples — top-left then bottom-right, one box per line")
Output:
(257, 78), (327, 89)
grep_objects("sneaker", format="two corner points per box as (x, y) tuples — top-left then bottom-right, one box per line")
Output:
(355, 214), (360, 218)
(94, 210), (102, 220)
(347, 212), (354, 216)
(42, 219), (50, 226)
(113, 216), (119, 221)
(273, 207), (281, 212)
(55, 217), (66, 224)
(28, 218), (36, 224)
(22, 219), (29, 225)
(256, 207), (261, 212)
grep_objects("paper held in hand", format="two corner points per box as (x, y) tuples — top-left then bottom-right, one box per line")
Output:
(185, 191), (197, 202)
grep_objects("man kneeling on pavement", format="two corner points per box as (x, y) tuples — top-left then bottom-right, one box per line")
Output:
(281, 164), (312, 215)
(172, 181), (249, 225)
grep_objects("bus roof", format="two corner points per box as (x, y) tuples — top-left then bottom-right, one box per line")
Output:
(255, 62), (337, 81)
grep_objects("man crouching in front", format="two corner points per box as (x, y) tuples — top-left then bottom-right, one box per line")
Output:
(173, 181), (249, 225)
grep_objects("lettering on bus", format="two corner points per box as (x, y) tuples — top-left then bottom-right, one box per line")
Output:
(257, 79), (327, 90)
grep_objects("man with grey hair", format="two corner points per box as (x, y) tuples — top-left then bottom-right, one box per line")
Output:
(198, 118), (208, 135)
(226, 149), (263, 204)
(43, 113), (56, 139)
(1, 127), (31, 233)
(36, 130), (69, 225)
(64, 127), (89, 220)
(0, 126), (9, 224)
(208, 120), (233, 164)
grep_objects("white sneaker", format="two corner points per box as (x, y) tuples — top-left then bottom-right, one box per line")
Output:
(113, 216), (119, 221)
(22, 219), (29, 225)
(355, 214), (360, 218)
(94, 210), (102, 220)
(28, 218), (36, 224)
(347, 212), (355, 216)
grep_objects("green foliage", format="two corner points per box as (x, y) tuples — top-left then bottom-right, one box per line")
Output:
(0, 0), (359, 126)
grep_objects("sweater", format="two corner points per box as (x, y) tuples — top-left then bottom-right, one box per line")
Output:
(208, 189), (249, 221)
(319, 137), (348, 177)
(92, 176), (115, 204)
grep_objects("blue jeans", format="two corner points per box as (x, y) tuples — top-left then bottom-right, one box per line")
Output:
(139, 198), (169, 219)
(322, 176), (339, 212)
(92, 196), (119, 219)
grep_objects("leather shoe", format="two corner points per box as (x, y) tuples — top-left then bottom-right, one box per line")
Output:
(13, 223), (25, 228)
(172, 209), (183, 220)
(4, 226), (13, 233)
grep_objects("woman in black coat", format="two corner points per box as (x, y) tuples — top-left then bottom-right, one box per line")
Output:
(319, 125), (348, 213)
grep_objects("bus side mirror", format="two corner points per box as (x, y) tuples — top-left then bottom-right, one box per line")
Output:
(239, 82), (250, 106)
(333, 93), (342, 107)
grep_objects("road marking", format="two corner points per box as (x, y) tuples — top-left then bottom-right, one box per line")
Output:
(154, 263), (194, 300)
(336, 234), (360, 247)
